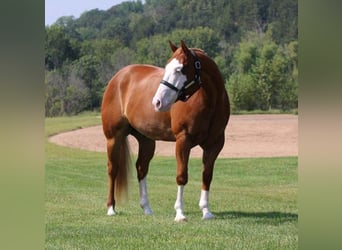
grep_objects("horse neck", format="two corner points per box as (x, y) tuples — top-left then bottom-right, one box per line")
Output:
(196, 52), (225, 90)
(196, 52), (230, 113)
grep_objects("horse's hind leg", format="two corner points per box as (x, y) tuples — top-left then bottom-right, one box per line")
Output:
(131, 131), (155, 215)
(200, 133), (225, 220)
(106, 130), (130, 216)
(106, 137), (119, 215)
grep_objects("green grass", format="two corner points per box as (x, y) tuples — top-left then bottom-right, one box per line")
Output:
(46, 114), (298, 249)
(45, 111), (101, 137)
(232, 108), (298, 115)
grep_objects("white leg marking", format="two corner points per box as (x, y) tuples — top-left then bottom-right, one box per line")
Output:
(174, 185), (187, 222)
(199, 190), (215, 220)
(139, 177), (153, 215)
(107, 205), (116, 216)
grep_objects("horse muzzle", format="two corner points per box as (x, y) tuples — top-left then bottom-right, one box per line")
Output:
(152, 96), (172, 112)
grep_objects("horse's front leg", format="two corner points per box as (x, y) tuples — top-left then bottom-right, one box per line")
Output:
(200, 133), (225, 220)
(174, 135), (191, 222)
(199, 134), (224, 220)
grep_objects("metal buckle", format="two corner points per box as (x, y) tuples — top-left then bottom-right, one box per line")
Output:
(194, 61), (201, 70)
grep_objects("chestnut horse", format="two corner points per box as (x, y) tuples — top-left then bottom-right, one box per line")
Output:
(101, 40), (230, 221)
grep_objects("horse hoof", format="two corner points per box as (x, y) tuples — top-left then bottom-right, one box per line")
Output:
(140, 202), (153, 215)
(202, 211), (215, 220)
(174, 214), (187, 222)
(107, 206), (116, 216)
(144, 207), (153, 215)
(175, 217), (188, 222)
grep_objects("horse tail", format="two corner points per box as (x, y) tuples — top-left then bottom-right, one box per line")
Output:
(115, 137), (131, 204)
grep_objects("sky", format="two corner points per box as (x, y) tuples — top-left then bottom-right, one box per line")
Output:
(45, 0), (127, 26)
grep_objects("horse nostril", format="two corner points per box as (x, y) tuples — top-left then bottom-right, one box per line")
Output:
(152, 97), (162, 110)
(156, 99), (161, 108)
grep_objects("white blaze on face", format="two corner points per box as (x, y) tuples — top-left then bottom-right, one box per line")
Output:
(152, 58), (186, 112)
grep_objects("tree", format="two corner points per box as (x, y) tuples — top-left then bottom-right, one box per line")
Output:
(74, 55), (102, 110)
(64, 71), (91, 115)
(227, 31), (298, 111)
(45, 25), (79, 70)
(45, 0), (298, 116)
(45, 63), (91, 116)
(136, 27), (221, 66)
(267, 0), (298, 44)
(45, 69), (66, 116)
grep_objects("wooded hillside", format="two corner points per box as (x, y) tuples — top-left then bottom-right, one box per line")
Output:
(45, 0), (297, 116)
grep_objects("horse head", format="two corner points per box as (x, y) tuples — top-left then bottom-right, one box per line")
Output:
(152, 40), (202, 112)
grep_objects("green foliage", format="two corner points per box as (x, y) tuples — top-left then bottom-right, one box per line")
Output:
(45, 0), (298, 116)
(45, 63), (93, 116)
(136, 27), (221, 66)
(227, 32), (298, 111)
(45, 25), (80, 70)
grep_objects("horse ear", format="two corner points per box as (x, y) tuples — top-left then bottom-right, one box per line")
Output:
(169, 40), (178, 52)
(180, 40), (191, 56)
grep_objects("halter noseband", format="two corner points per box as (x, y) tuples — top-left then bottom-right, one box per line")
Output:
(160, 50), (202, 102)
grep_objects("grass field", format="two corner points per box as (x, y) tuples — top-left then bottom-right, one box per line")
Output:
(45, 114), (298, 249)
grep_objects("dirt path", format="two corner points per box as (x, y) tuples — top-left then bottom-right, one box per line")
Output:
(49, 114), (298, 158)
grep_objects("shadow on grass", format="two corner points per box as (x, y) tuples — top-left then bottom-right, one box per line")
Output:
(215, 211), (298, 224)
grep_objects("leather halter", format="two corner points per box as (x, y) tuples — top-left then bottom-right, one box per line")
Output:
(160, 50), (202, 102)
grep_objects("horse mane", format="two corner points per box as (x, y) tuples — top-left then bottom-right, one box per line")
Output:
(191, 48), (225, 88)
(190, 48), (207, 55)
(189, 48), (215, 68)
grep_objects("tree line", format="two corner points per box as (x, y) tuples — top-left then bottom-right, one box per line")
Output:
(45, 0), (298, 116)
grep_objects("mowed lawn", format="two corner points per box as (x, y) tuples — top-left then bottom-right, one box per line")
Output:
(45, 114), (298, 249)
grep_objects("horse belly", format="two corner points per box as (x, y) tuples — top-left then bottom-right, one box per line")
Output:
(127, 108), (175, 141)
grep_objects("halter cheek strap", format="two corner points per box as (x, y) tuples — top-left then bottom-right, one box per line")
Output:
(160, 49), (202, 102)
(160, 79), (180, 93)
